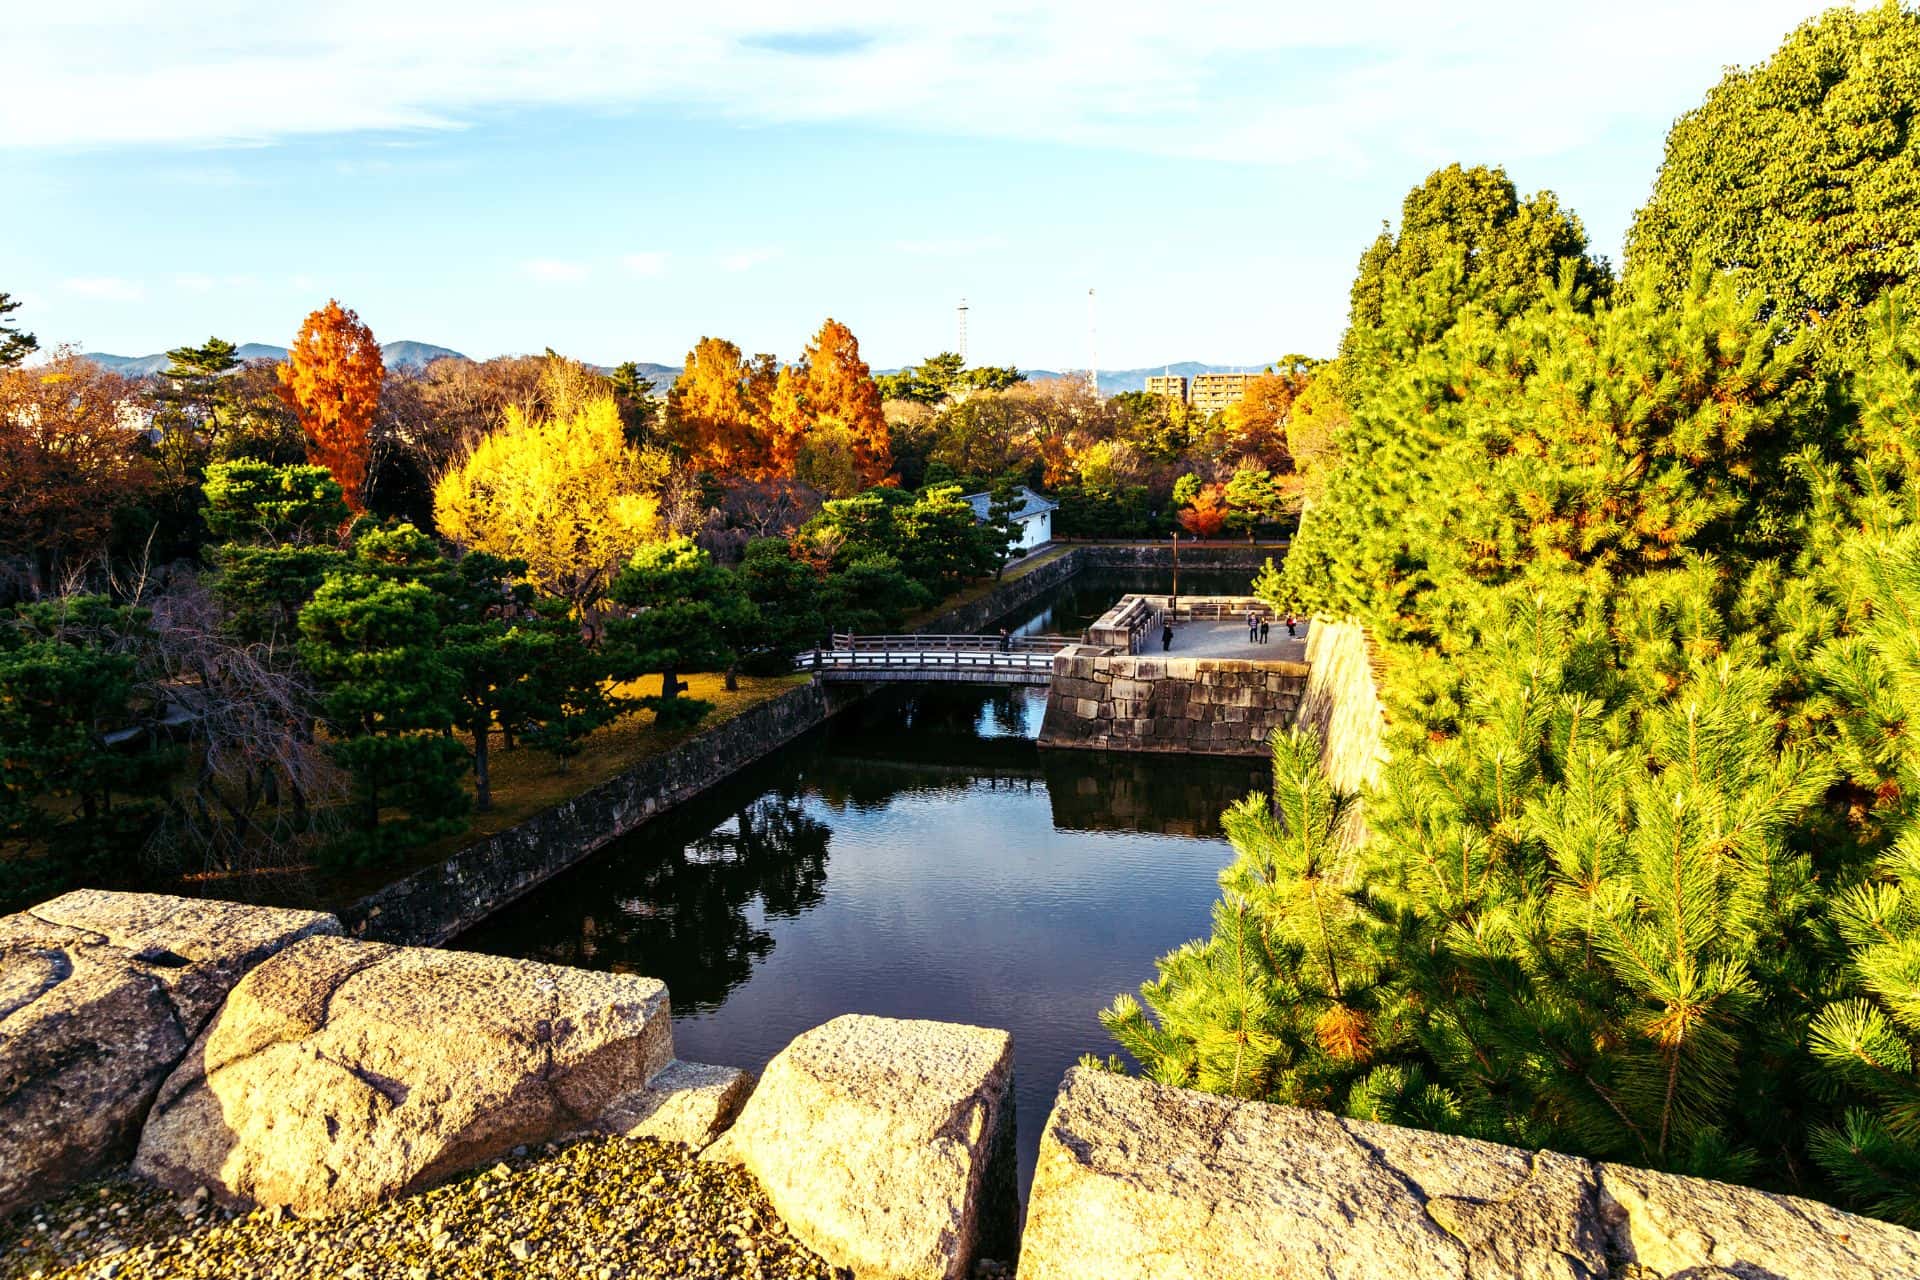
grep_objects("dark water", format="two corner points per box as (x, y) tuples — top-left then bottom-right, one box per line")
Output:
(454, 570), (1264, 1193)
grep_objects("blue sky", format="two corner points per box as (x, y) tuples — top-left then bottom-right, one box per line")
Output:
(3, 2), (1848, 370)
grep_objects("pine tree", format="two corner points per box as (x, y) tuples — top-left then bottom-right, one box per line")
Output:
(0, 292), (37, 368)
(605, 537), (756, 728)
(297, 569), (468, 864)
(1104, 728), (1373, 1104)
(202, 460), (350, 644)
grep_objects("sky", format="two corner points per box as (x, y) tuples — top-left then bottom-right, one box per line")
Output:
(2, 1), (1854, 371)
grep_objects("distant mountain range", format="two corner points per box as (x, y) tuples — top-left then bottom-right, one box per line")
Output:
(81, 347), (1255, 396)
(84, 341), (467, 377)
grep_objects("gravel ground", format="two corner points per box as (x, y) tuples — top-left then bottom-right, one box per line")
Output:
(0, 1137), (853, 1280)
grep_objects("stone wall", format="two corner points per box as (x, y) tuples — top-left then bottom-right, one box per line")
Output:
(1072, 541), (1281, 571)
(341, 682), (849, 947)
(912, 546), (1086, 635)
(1298, 619), (1388, 793)
(1037, 646), (1308, 757)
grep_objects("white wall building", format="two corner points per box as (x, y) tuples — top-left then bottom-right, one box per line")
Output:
(964, 486), (1057, 553)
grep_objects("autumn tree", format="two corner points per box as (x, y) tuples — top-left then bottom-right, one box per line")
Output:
(668, 337), (764, 476)
(1220, 369), (1307, 468)
(0, 292), (39, 368)
(1175, 479), (1221, 541)
(434, 393), (664, 619)
(769, 319), (895, 495)
(0, 353), (153, 593)
(277, 300), (384, 512)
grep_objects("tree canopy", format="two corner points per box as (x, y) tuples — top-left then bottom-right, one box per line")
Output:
(1625, 2), (1920, 356)
(277, 300), (384, 511)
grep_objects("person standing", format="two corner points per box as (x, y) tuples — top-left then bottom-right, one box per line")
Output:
(1259, 617), (1270, 644)
(1247, 609), (1258, 643)
(1285, 612), (1298, 638)
(998, 627), (1012, 653)
(1162, 619), (1174, 652)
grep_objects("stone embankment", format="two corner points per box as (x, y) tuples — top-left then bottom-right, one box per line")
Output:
(1038, 648), (1308, 756)
(342, 681), (852, 947)
(7, 888), (1917, 1280)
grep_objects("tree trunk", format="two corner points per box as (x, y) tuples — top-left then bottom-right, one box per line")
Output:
(724, 661), (739, 693)
(661, 667), (683, 701)
(473, 714), (492, 812)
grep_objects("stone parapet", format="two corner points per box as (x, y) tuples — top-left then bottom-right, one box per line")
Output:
(1019, 1067), (1920, 1280)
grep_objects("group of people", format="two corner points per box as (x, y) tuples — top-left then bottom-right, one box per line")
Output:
(1157, 607), (1302, 652)
(1246, 608), (1299, 644)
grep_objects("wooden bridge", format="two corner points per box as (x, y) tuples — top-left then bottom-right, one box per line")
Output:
(796, 634), (1075, 686)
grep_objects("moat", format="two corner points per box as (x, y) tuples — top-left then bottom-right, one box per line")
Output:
(456, 569), (1264, 1189)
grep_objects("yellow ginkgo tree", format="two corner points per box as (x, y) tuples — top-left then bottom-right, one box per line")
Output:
(434, 393), (663, 619)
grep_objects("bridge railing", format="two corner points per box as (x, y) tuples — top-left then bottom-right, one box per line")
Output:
(827, 633), (1075, 654)
(795, 634), (1070, 678)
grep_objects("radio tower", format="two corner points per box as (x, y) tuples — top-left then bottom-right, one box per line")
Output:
(956, 297), (969, 363)
(1086, 287), (1098, 395)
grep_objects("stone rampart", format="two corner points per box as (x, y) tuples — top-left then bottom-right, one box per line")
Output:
(1299, 619), (1388, 793)
(341, 682), (850, 947)
(1037, 646), (1308, 757)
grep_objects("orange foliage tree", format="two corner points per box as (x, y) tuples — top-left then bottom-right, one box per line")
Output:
(788, 318), (891, 490)
(667, 337), (767, 476)
(668, 321), (892, 496)
(1177, 483), (1230, 538)
(1221, 367), (1309, 468)
(276, 300), (384, 511)
(0, 352), (153, 590)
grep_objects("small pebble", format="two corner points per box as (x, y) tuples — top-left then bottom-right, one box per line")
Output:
(0, 1137), (842, 1279)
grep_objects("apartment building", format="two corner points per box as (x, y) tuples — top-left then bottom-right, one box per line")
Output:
(1144, 374), (1188, 401)
(1187, 371), (1253, 416)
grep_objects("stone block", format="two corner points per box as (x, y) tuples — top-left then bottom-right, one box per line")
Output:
(704, 1014), (1015, 1280)
(0, 891), (340, 1216)
(1596, 1161), (1920, 1279)
(1022, 1069), (1604, 1280)
(598, 1059), (753, 1150)
(1020, 1069), (1920, 1280)
(134, 935), (672, 1215)
(1073, 698), (1102, 719)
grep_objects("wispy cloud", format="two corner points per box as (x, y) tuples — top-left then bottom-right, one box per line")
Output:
(522, 258), (590, 284)
(64, 276), (144, 301)
(720, 249), (779, 273)
(0, 3), (1835, 172)
(622, 251), (669, 277)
